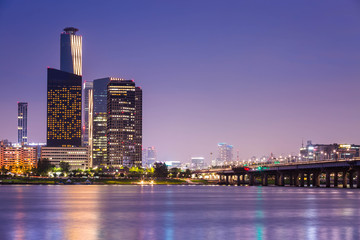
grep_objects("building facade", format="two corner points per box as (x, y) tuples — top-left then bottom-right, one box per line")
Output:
(17, 102), (28, 144)
(0, 145), (37, 172)
(41, 147), (89, 170)
(300, 140), (360, 161)
(218, 143), (233, 164)
(92, 78), (111, 166)
(83, 81), (93, 146)
(60, 27), (82, 76)
(191, 157), (205, 170)
(47, 68), (82, 147)
(143, 146), (157, 167)
(107, 78), (142, 167)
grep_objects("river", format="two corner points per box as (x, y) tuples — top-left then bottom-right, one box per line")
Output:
(0, 185), (359, 240)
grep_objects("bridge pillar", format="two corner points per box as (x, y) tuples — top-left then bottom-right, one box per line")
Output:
(307, 173), (311, 187)
(289, 172), (293, 186)
(274, 174), (279, 186)
(326, 171), (331, 188)
(280, 173), (285, 186)
(294, 172), (300, 187)
(349, 171), (354, 188)
(334, 172), (338, 187)
(225, 175), (229, 185)
(343, 171), (348, 188)
(242, 174), (246, 184)
(300, 173), (305, 187)
(312, 172), (320, 187)
(249, 174), (254, 186)
(237, 175), (240, 186)
(357, 169), (360, 188)
(262, 174), (268, 186)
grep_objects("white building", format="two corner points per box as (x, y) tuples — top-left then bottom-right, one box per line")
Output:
(41, 147), (89, 170)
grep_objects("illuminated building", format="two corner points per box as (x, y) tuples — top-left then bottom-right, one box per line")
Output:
(83, 81), (93, 146)
(60, 27), (82, 76)
(41, 146), (89, 170)
(17, 102), (28, 144)
(218, 143), (233, 164)
(143, 147), (157, 167)
(92, 78), (110, 166)
(47, 68), (82, 147)
(191, 157), (205, 170)
(300, 140), (360, 161)
(0, 145), (37, 171)
(107, 78), (142, 167)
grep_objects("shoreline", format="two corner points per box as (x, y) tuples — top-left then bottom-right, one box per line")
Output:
(0, 178), (214, 186)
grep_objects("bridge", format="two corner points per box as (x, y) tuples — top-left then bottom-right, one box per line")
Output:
(197, 159), (360, 188)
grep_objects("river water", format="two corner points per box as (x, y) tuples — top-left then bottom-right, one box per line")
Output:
(0, 185), (359, 240)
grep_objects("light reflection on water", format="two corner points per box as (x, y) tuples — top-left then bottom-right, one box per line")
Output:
(1, 185), (360, 240)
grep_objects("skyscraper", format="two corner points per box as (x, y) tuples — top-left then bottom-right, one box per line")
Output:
(17, 102), (28, 144)
(60, 27), (82, 76)
(46, 68), (82, 147)
(92, 78), (110, 166)
(83, 81), (93, 146)
(218, 143), (233, 164)
(107, 78), (142, 167)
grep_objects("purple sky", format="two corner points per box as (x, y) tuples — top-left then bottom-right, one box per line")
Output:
(1, 0), (360, 163)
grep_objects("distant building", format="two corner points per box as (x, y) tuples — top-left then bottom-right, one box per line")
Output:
(17, 102), (28, 144)
(107, 78), (142, 167)
(191, 157), (205, 170)
(143, 147), (157, 167)
(60, 27), (82, 76)
(300, 140), (360, 161)
(46, 68), (82, 147)
(218, 143), (233, 164)
(0, 145), (37, 171)
(165, 161), (181, 168)
(41, 146), (88, 170)
(83, 81), (93, 146)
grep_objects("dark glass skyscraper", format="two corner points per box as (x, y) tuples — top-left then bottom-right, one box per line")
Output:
(17, 102), (28, 144)
(60, 27), (82, 76)
(47, 68), (82, 147)
(107, 78), (142, 167)
(92, 78), (110, 166)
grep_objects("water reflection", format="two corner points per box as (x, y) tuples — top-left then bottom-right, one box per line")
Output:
(1, 186), (360, 240)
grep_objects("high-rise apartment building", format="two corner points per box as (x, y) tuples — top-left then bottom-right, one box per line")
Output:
(47, 68), (82, 147)
(92, 78), (110, 166)
(107, 78), (142, 167)
(218, 143), (233, 164)
(17, 102), (28, 144)
(83, 81), (93, 146)
(60, 27), (82, 76)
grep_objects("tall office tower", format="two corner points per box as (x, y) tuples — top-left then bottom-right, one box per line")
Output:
(60, 27), (82, 76)
(134, 87), (142, 166)
(92, 78), (110, 166)
(107, 78), (142, 167)
(218, 143), (233, 164)
(47, 68), (82, 147)
(17, 102), (28, 144)
(83, 81), (93, 146)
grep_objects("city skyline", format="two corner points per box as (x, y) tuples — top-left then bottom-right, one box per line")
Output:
(1, 1), (360, 162)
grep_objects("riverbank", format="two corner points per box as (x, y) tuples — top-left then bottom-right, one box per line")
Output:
(0, 178), (214, 185)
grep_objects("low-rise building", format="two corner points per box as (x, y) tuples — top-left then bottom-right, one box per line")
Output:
(41, 146), (89, 170)
(0, 145), (37, 172)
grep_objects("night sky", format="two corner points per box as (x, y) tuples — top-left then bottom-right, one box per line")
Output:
(1, 0), (360, 163)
